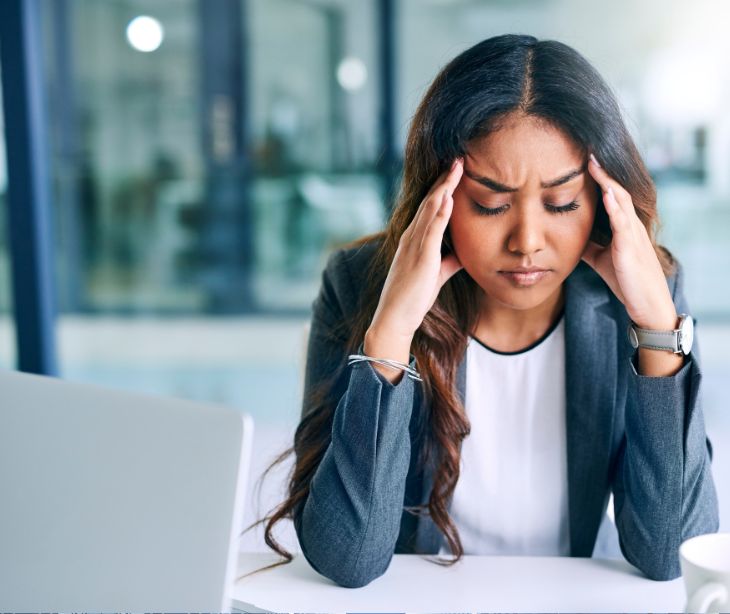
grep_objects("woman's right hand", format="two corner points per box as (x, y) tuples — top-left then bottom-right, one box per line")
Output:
(364, 157), (464, 375)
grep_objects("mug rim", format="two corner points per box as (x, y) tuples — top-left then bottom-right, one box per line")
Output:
(680, 532), (730, 571)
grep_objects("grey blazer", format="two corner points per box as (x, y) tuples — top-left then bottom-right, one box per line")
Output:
(293, 239), (719, 588)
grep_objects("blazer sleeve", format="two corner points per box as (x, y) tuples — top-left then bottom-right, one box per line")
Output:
(612, 259), (720, 581)
(292, 248), (420, 588)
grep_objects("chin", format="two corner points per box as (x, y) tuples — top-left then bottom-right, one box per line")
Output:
(489, 289), (554, 311)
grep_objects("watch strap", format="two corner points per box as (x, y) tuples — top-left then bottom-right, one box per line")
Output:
(632, 325), (681, 353)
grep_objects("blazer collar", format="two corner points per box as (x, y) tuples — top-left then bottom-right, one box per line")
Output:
(415, 262), (619, 556)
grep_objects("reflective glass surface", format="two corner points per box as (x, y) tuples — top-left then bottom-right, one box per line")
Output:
(0, 63), (17, 368)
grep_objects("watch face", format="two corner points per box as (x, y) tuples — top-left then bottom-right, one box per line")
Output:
(627, 323), (639, 349)
(679, 314), (694, 355)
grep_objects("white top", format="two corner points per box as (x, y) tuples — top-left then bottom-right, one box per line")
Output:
(439, 312), (570, 556)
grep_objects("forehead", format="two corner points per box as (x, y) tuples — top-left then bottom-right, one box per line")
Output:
(466, 116), (584, 179)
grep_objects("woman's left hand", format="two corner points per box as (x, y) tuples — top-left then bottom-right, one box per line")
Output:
(580, 154), (678, 331)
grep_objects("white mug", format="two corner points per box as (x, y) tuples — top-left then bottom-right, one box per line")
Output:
(679, 532), (730, 613)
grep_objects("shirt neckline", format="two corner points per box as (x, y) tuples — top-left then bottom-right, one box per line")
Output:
(469, 309), (565, 356)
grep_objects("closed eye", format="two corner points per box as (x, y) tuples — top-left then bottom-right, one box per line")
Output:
(545, 200), (580, 213)
(470, 199), (581, 216)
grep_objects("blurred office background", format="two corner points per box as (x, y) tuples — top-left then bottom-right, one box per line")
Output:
(0, 0), (728, 554)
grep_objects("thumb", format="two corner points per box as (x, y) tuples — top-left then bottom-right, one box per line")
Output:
(439, 252), (463, 286)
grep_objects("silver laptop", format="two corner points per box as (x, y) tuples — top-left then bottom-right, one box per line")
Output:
(0, 367), (254, 612)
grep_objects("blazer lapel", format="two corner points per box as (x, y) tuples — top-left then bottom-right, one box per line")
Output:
(563, 262), (618, 555)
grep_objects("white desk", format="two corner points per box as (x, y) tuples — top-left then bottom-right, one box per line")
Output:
(234, 552), (687, 613)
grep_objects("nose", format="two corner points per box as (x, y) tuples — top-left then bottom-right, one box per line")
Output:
(506, 207), (546, 256)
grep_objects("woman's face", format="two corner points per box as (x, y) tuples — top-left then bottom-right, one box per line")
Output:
(449, 114), (599, 313)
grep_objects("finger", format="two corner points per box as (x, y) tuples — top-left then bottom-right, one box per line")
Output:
(588, 153), (632, 208)
(414, 158), (463, 238)
(402, 181), (443, 241)
(421, 189), (453, 252)
(441, 156), (464, 193)
(403, 166), (452, 239)
(421, 157), (463, 203)
(438, 251), (463, 286)
(603, 186), (632, 237)
(588, 159), (640, 231)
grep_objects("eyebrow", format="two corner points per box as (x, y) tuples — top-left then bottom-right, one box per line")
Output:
(463, 161), (588, 192)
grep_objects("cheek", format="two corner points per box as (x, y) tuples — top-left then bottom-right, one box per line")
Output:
(548, 204), (597, 263)
(569, 198), (597, 241)
(449, 197), (498, 256)
(556, 209), (594, 241)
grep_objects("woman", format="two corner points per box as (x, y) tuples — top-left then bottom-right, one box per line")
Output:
(245, 33), (719, 588)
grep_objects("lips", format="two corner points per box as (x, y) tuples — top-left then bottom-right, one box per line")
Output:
(501, 267), (550, 273)
(498, 268), (552, 287)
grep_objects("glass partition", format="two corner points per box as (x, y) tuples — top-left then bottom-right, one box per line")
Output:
(0, 63), (17, 368)
(40, 0), (383, 552)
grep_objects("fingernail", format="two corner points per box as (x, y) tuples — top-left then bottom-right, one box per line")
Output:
(590, 153), (601, 168)
(451, 158), (458, 170)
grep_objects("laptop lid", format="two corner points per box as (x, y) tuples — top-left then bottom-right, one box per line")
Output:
(0, 368), (253, 612)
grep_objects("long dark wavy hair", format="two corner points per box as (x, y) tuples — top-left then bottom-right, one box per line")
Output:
(237, 33), (675, 579)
